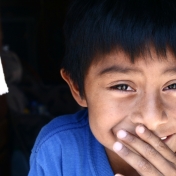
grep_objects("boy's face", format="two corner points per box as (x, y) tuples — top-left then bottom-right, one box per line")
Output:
(83, 49), (176, 153)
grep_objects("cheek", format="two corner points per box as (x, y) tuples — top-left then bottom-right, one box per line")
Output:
(163, 94), (176, 112)
(87, 97), (134, 148)
(87, 92), (137, 131)
(88, 98), (126, 126)
(84, 84), (138, 146)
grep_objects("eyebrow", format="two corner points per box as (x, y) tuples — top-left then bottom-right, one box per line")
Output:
(98, 65), (142, 76)
(163, 67), (176, 75)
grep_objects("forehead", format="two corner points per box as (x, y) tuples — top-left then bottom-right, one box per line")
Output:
(87, 49), (176, 77)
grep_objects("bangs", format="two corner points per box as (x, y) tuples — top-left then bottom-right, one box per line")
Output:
(63, 0), (176, 96)
(87, 0), (176, 61)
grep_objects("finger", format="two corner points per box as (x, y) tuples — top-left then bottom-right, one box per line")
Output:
(136, 125), (176, 164)
(117, 130), (176, 175)
(113, 142), (162, 176)
(114, 174), (125, 176)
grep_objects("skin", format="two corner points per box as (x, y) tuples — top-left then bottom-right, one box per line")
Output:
(61, 49), (176, 176)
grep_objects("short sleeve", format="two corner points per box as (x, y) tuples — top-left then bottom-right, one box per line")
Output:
(28, 135), (63, 176)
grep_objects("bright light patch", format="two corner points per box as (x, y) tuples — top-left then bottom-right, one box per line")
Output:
(0, 57), (8, 95)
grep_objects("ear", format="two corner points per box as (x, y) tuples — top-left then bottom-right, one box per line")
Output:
(60, 69), (87, 107)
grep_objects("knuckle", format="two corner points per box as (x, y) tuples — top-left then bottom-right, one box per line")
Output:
(121, 146), (130, 156)
(145, 130), (153, 140)
(155, 139), (167, 152)
(145, 144), (158, 158)
(128, 135), (136, 143)
(138, 159), (152, 172)
(170, 162), (176, 170)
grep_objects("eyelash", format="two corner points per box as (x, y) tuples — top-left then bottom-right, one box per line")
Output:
(109, 83), (176, 92)
(110, 84), (134, 92)
(164, 83), (176, 90)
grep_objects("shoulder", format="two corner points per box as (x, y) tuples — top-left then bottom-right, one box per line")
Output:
(32, 109), (88, 152)
(29, 109), (113, 175)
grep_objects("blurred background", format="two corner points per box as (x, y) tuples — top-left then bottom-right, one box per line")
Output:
(0, 0), (80, 175)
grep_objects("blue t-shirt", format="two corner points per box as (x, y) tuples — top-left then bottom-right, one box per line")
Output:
(28, 109), (114, 175)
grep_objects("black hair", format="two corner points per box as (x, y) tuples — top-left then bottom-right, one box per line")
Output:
(62, 0), (176, 97)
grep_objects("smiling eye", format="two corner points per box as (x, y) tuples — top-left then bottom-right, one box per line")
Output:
(163, 83), (176, 91)
(110, 84), (133, 91)
(167, 83), (176, 89)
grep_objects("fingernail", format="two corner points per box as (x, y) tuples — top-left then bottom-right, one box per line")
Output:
(113, 142), (123, 152)
(117, 130), (127, 139)
(137, 125), (145, 133)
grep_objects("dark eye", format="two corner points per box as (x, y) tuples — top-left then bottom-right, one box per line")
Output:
(110, 84), (133, 91)
(168, 83), (176, 89)
(163, 83), (176, 91)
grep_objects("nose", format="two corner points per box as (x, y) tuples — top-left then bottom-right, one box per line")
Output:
(130, 92), (168, 130)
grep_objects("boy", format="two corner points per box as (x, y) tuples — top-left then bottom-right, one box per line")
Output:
(28, 0), (176, 175)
